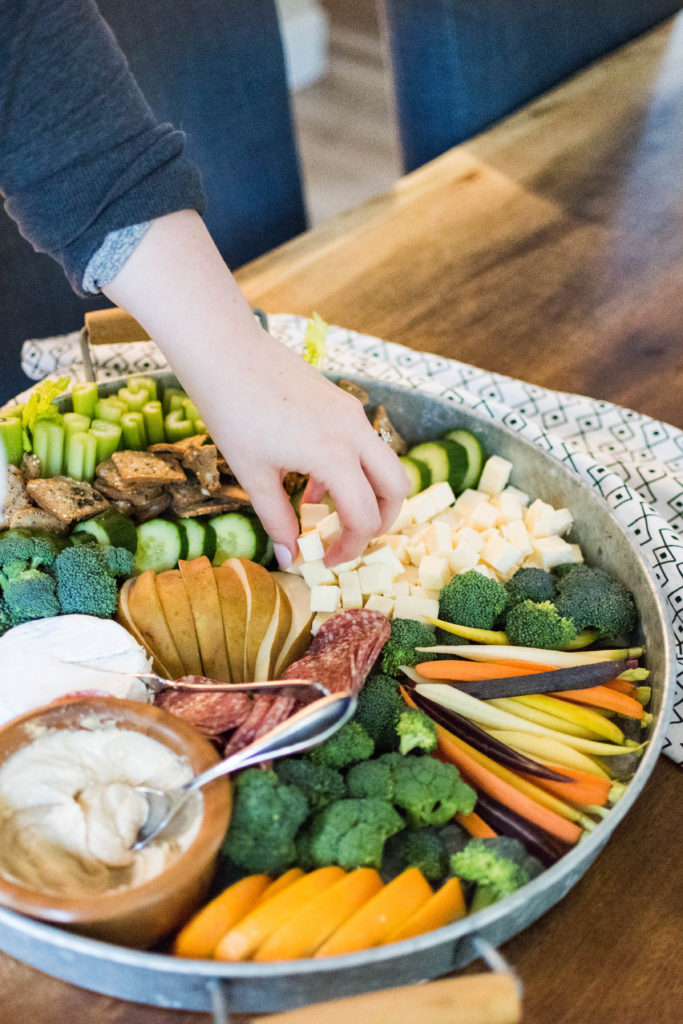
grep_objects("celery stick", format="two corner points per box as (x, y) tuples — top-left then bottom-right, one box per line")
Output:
(194, 418), (207, 435)
(71, 382), (99, 419)
(162, 387), (187, 415)
(127, 375), (158, 401)
(94, 397), (126, 423)
(0, 416), (24, 466)
(118, 385), (150, 412)
(89, 419), (122, 463)
(182, 397), (202, 425)
(142, 400), (165, 445)
(65, 431), (97, 481)
(164, 408), (194, 442)
(63, 412), (91, 443)
(121, 410), (148, 449)
(33, 418), (64, 477)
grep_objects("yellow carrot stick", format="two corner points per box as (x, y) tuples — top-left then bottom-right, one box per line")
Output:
(173, 874), (271, 959)
(385, 877), (466, 943)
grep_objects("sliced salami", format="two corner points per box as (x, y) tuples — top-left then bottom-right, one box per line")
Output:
(154, 688), (252, 737)
(281, 609), (390, 695)
(223, 693), (278, 755)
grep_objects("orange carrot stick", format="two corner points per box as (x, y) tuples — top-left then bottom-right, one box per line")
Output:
(435, 728), (583, 845)
(258, 867), (304, 902)
(518, 764), (612, 807)
(552, 686), (645, 719)
(454, 810), (498, 839)
(414, 660), (554, 681)
(173, 874), (271, 959)
(214, 867), (345, 962)
(604, 678), (639, 697)
(315, 868), (432, 958)
(253, 869), (384, 961)
(385, 877), (466, 944)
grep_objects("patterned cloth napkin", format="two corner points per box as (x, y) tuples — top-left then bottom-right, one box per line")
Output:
(18, 315), (683, 763)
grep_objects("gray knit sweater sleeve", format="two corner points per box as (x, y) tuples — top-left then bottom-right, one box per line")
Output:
(0, 0), (205, 295)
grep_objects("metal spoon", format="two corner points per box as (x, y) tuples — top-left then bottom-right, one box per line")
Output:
(132, 690), (356, 850)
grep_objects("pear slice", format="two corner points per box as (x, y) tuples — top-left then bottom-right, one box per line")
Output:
(155, 568), (203, 676)
(116, 578), (173, 678)
(178, 557), (231, 682)
(223, 558), (278, 682)
(124, 569), (185, 679)
(214, 562), (249, 684)
(253, 583), (293, 681)
(271, 571), (315, 677)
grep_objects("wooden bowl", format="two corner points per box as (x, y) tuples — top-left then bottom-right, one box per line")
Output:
(0, 697), (231, 948)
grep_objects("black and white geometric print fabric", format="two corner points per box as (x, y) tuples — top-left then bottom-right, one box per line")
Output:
(16, 316), (683, 763)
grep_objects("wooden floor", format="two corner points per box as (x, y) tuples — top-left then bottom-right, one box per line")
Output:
(290, 1), (402, 226)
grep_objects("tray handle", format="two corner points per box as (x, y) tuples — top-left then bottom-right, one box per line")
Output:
(207, 939), (522, 1024)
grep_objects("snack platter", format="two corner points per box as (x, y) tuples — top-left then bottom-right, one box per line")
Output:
(0, 373), (675, 1015)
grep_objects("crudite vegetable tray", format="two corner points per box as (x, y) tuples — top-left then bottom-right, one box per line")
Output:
(0, 374), (675, 1016)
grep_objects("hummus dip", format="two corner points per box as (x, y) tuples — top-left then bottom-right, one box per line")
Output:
(0, 721), (201, 895)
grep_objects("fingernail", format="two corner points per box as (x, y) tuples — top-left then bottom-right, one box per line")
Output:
(273, 543), (292, 569)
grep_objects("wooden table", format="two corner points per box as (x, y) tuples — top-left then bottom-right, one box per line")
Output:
(3, 16), (683, 1024)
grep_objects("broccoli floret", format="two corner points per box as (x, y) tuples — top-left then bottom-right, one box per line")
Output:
(346, 758), (395, 802)
(302, 797), (405, 871)
(53, 542), (128, 618)
(438, 570), (508, 630)
(0, 527), (66, 574)
(307, 720), (375, 770)
(396, 707), (437, 755)
(102, 544), (136, 578)
(381, 826), (448, 883)
(354, 672), (405, 753)
(554, 564), (637, 642)
(505, 567), (557, 609)
(379, 752), (476, 827)
(0, 567), (60, 625)
(380, 618), (438, 677)
(222, 767), (310, 875)
(274, 758), (346, 812)
(504, 599), (577, 649)
(0, 596), (10, 636)
(450, 837), (544, 911)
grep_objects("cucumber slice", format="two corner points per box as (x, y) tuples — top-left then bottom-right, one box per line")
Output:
(134, 519), (183, 573)
(443, 429), (486, 491)
(177, 518), (216, 562)
(399, 455), (431, 497)
(72, 508), (138, 553)
(210, 513), (268, 566)
(407, 439), (468, 492)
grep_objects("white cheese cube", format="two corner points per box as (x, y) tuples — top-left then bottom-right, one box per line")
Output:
(425, 520), (453, 557)
(311, 611), (335, 635)
(387, 498), (412, 533)
(358, 563), (394, 596)
(407, 490), (438, 525)
(502, 485), (530, 507)
(310, 585), (341, 613)
(363, 544), (404, 577)
(551, 508), (574, 536)
(299, 503), (333, 531)
(300, 559), (337, 588)
(329, 555), (361, 574)
(478, 455), (513, 496)
(393, 579), (412, 597)
(453, 526), (485, 552)
(432, 508), (461, 529)
(454, 488), (488, 517)
(560, 543), (584, 566)
(364, 594), (395, 617)
(448, 539), (480, 572)
(297, 531), (326, 562)
(492, 490), (524, 524)
(338, 570), (363, 609)
(392, 593), (440, 624)
(501, 519), (534, 557)
(468, 501), (499, 531)
(423, 481), (456, 515)
(406, 541), (428, 567)
(480, 535), (522, 576)
(531, 535), (577, 570)
(317, 511), (342, 543)
(419, 554), (449, 591)
(470, 563), (495, 578)
(525, 499), (557, 537)
(410, 584), (440, 602)
(401, 522), (430, 541)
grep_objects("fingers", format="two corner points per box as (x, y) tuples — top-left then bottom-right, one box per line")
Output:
(301, 476), (327, 505)
(361, 436), (411, 535)
(242, 470), (301, 569)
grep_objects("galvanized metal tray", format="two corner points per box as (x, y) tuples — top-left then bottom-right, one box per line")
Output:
(0, 374), (675, 1016)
